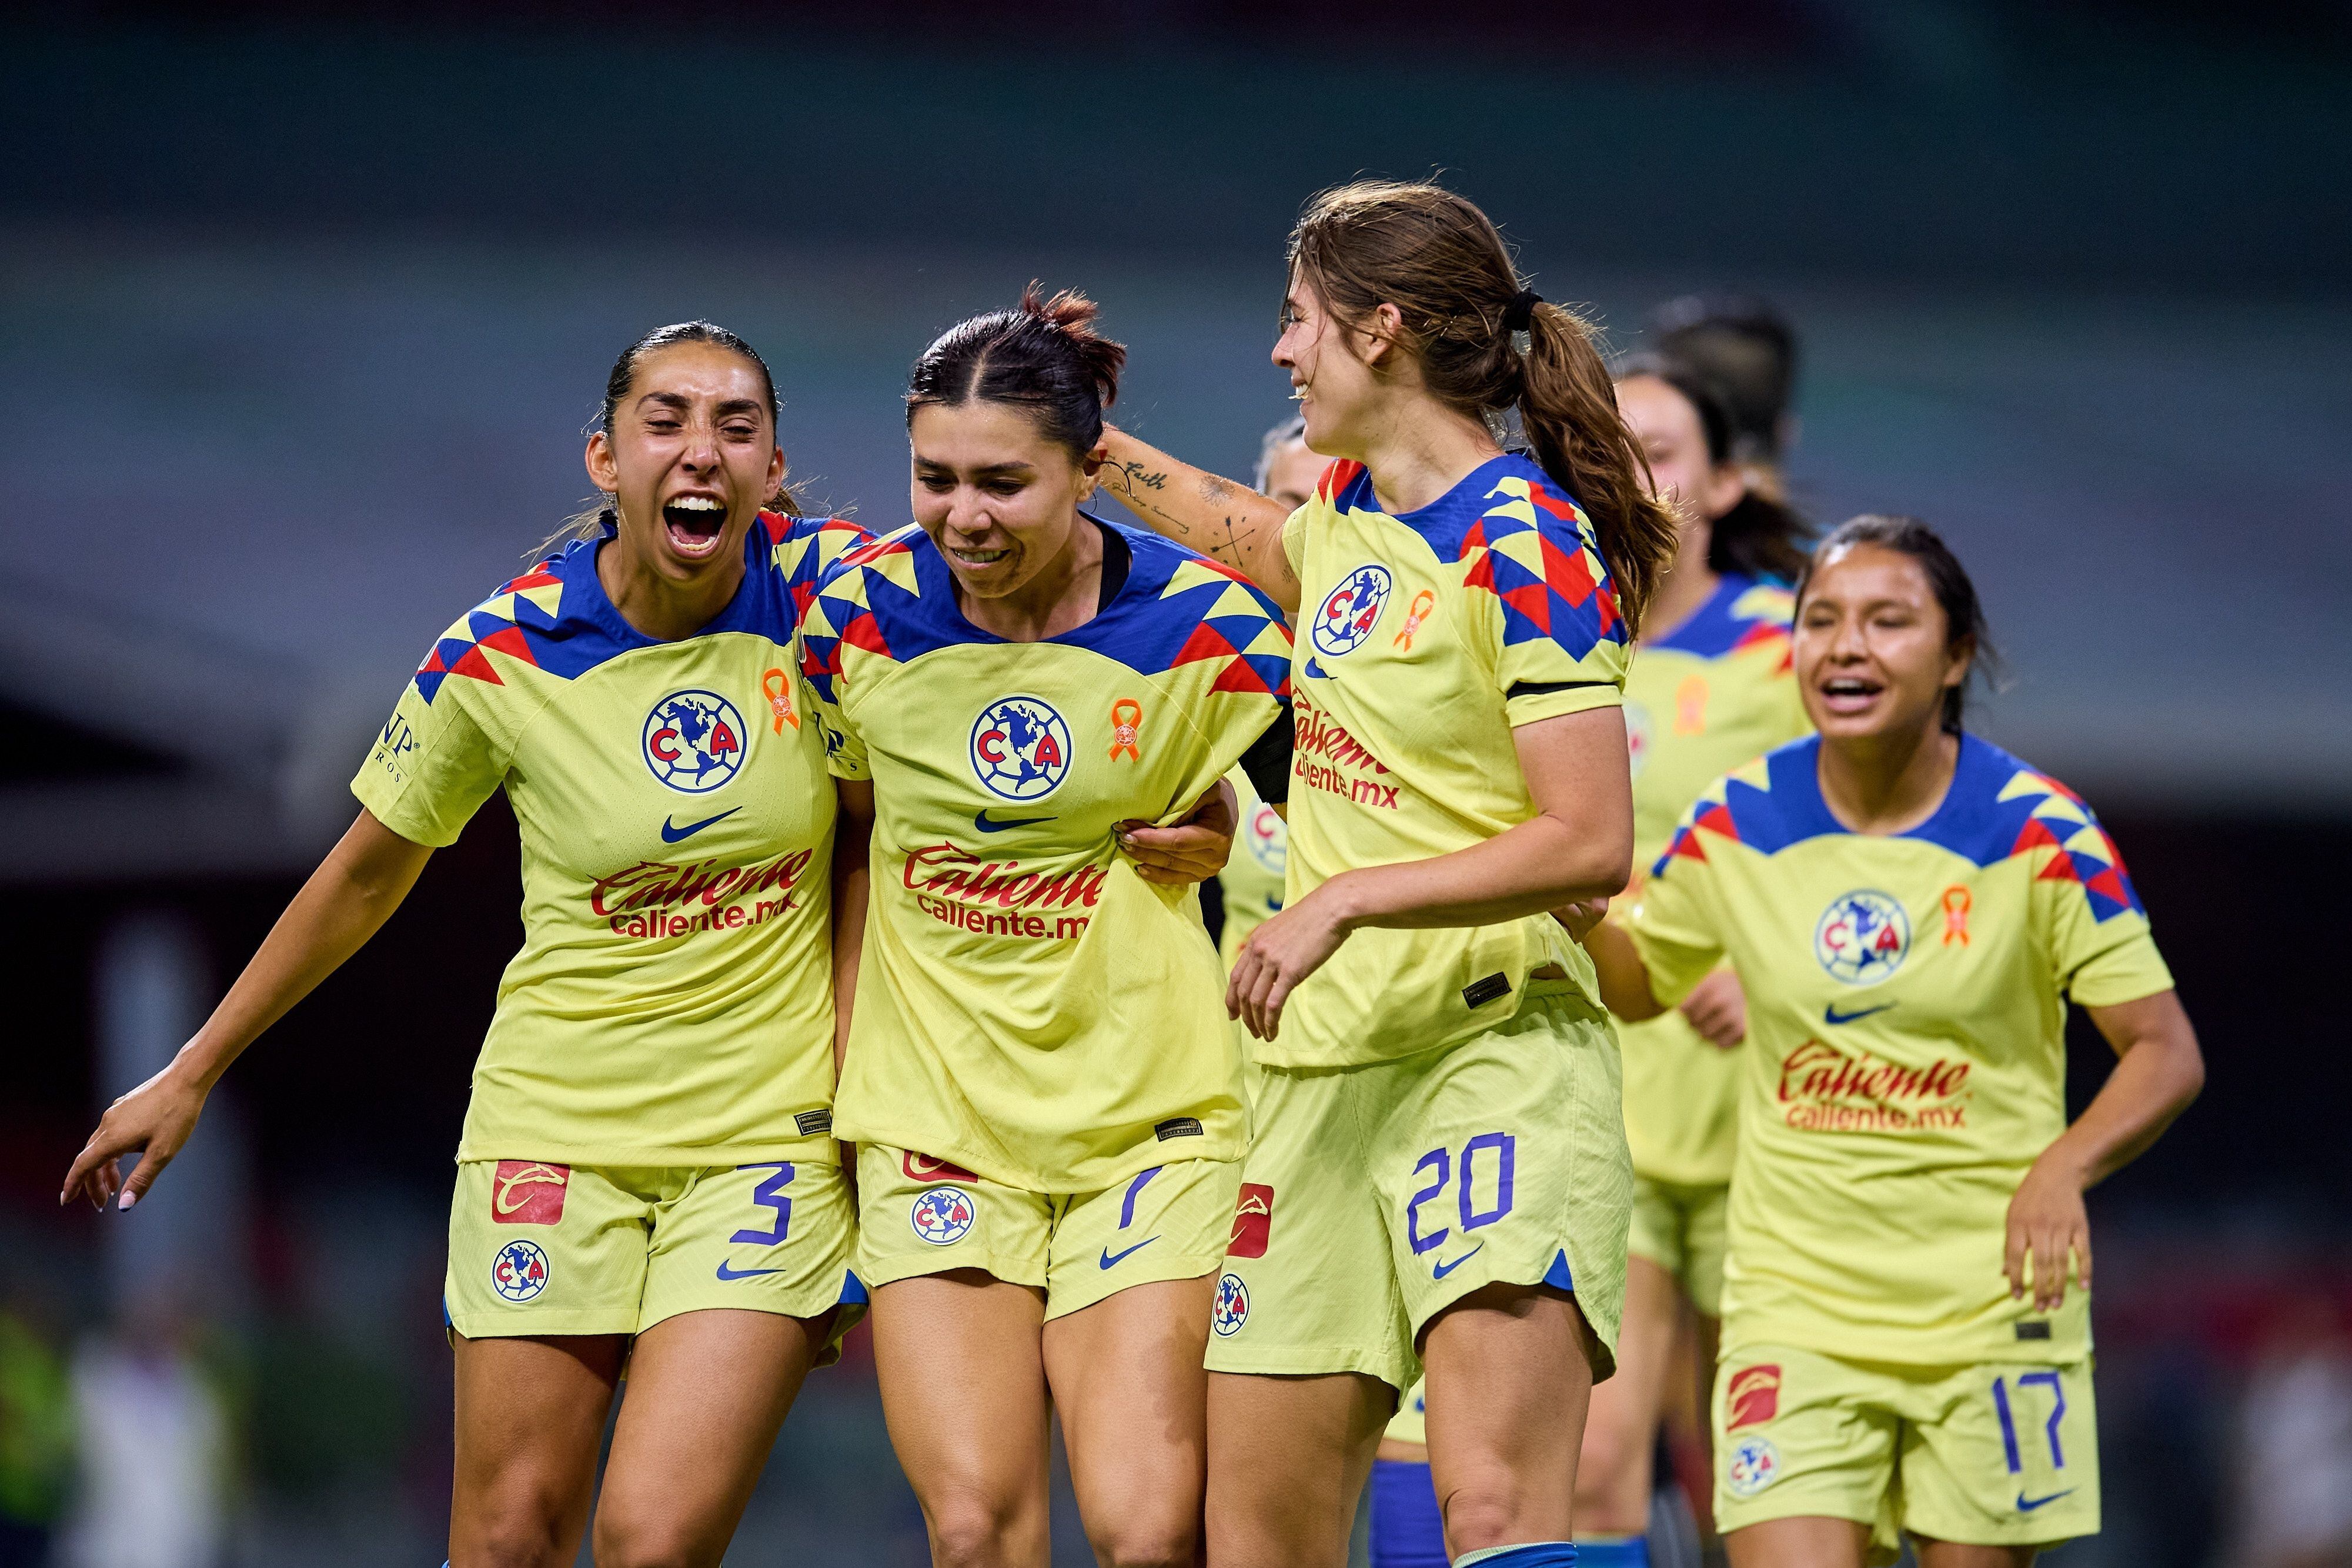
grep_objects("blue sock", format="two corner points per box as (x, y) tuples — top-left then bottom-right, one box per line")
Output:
(1572, 1537), (1648, 1567)
(1368, 1459), (1449, 1568)
(1454, 1544), (1578, 1567)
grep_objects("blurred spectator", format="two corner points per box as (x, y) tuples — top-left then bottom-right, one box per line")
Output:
(61, 1296), (232, 1568)
(2229, 1292), (2352, 1568)
(0, 1294), (74, 1568)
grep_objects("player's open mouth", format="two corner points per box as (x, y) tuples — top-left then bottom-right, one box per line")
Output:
(1819, 675), (1884, 716)
(662, 495), (727, 556)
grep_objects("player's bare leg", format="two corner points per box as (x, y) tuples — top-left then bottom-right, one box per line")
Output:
(1725, 1515), (1869, 1568)
(1913, 1540), (2040, 1567)
(1572, 1256), (1681, 1534)
(1206, 1369), (1393, 1568)
(449, 1332), (624, 1568)
(872, 1272), (1053, 1568)
(1044, 1274), (1215, 1567)
(1420, 1282), (1596, 1555)
(590, 1308), (826, 1568)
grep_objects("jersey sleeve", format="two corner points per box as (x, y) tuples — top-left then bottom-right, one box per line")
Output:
(2036, 813), (2175, 1007)
(1625, 808), (1728, 1007)
(796, 554), (873, 783)
(1475, 483), (1632, 727)
(349, 662), (514, 848)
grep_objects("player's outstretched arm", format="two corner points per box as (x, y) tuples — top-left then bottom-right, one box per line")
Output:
(2003, 989), (2203, 1312)
(1097, 426), (1301, 612)
(60, 808), (433, 1212)
(1228, 706), (1635, 1039)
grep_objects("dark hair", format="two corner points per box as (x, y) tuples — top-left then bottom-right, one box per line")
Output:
(1795, 514), (1999, 733)
(554, 320), (796, 549)
(1646, 293), (1798, 466)
(1289, 180), (1679, 626)
(906, 284), (1125, 462)
(1253, 412), (1308, 492)
(1614, 350), (1813, 584)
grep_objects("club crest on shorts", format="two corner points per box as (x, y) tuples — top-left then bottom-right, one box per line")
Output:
(490, 1239), (549, 1302)
(1815, 889), (1910, 985)
(1725, 1436), (1782, 1497)
(1312, 564), (1392, 657)
(1211, 1272), (1250, 1336)
(969, 696), (1070, 802)
(643, 689), (747, 794)
(910, 1186), (975, 1245)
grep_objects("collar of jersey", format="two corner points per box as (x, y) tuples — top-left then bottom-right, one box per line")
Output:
(910, 510), (1152, 648)
(564, 519), (771, 650)
(1647, 572), (1763, 657)
(1767, 731), (2010, 854)
(1330, 450), (1541, 534)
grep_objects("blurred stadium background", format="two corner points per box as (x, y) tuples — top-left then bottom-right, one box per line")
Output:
(3, 3), (2349, 1564)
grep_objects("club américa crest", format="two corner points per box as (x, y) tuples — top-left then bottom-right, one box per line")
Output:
(1211, 1272), (1250, 1336)
(1725, 1436), (1782, 1497)
(643, 690), (748, 794)
(910, 1186), (975, 1245)
(1311, 564), (1393, 657)
(490, 1239), (549, 1302)
(970, 696), (1071, 802)
(1244, 803), (1286, 876)
(1815, 890), (1911, 985)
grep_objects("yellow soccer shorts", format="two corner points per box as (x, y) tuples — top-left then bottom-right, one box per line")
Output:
(854, 1145), (1239, 1320)
(1627, 1174), (1729, 1318)
(445, 1159), (862, 1353)
(1713, 1342), (2100, 1556)
(1203, 988), (1632, 1395)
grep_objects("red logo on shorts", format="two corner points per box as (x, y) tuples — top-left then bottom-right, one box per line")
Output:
(492, 1162), (570, 1226)
(1228, 1183), (1275, 1259)
(1726, 1364), (1781, 1430)
(902, 1152), (979, 1184)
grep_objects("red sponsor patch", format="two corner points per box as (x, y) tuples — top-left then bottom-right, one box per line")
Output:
(1228, 1183), (1275, 1259)
(902, 1151), (978, 1185)
(1726, 1363), (1781, 1430)
(490, 1161), (570, 1226)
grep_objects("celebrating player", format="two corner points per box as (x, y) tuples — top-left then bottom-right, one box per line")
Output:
(1644, 293), (1801, 504)
(1585, 516), (2204, 1567)
(800, 287), (1293, 1568)
(1098, 179), (1680, 1568)
(63, 322), (874, 1568)
(1372, 355), (1816, 1567)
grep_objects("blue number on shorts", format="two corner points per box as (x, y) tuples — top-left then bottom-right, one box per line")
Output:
(730, 1162), (794, 1246)
(1458, 1132), (1516, 1231)
(1991, 1372), (2068, 1473)
(1406, 1148), (1451, 1255)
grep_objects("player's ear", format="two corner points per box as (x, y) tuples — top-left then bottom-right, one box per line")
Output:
(585, 431), (620, 494)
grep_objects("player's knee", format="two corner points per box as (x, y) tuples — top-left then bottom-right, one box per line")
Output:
(1573, 1423), (1651, 1526)
(923, 1487), (1032, 1568)
(1085, 1513), (1198, 1568)
(462, 1500), (576, 1568)
(1440, 1478), (1534, 1556)
(590, 1507), (716, 1568)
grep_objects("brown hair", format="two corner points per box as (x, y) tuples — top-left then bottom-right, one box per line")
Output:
(906, 283), (1125, 462)
(1288, 180), (1679, 624)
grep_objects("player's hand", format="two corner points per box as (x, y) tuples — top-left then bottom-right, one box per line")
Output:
(2003, 1151), (2091, 1313)
(1117, 778), (1237, 887)
(1228, 883), (1352, 1041)
(1678, 968), (1748, 1049)
(1551, 896), (1609, 944)
(61, 1059), (209, 1212)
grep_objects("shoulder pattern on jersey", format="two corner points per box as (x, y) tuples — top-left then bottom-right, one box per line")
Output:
(1650, 574), (1795, 667)
(1653, 734), (2144, 921)
(767, 513), (876, 621)
(798, 518), (1291, 704)
(1334, 453), (1626, 661)
(413, 519), (803, 704)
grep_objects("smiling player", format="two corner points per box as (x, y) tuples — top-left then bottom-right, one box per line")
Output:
(801, 287), (1291, 1567)
(64, 322), (874, 1568)
(1584, 516), (2204, 1568)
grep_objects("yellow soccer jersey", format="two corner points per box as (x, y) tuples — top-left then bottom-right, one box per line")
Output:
(352, 513), (873, 1166)
(1619, 575), (1812, 1189)
(1218, 764), (1289, 967)
(801, 518), (1291, 1192)
(1631, 734), (2174, 1365)
(1272, 453), (1630, 1068)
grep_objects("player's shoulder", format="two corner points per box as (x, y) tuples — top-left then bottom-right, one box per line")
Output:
(1649, 574), (1795, 663)
(1425, 453), (1629, 653)
(1651, 734), (1830, 878)
(409, 533), (642, 706)
(1909, 735), (2144, 918)
(1074, 519), (1292, 695)
(766, 510), (875, 604)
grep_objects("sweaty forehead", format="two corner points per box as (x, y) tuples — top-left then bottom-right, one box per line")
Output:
(632, 343), (768, 402)
(1808, 544), (1937, 604)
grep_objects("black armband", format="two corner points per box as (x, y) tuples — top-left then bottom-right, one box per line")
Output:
(1238, 706), (1294, 805)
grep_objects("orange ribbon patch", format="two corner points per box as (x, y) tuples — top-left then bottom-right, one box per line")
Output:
(1942, 884), (1972, 945)
(1392, 590), (1436, 650)
(1108, 698), (1143, 760)
(1675, 675), (1709, 736)
(761, 668), (800, 733)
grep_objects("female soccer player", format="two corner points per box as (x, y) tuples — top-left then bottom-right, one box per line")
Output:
(1373, 357), (1816, 1568)
(62, 322), (878, 1568)
(800, 287), (1293, 1568)
(1097, 179), (1681, 1568)
(1585, 516), (2204, 1567)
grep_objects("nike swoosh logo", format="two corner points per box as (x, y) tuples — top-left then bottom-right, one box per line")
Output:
(974, 810), (1052, 834)
(2016, 1489), (2075, 1512)
(1099, 1237), (1160, 1269)
(1302, 657), (1329, 680)
(714, 1261), (783, 1281)
(1824, 1003), (1894, 1025)
(662, 807), (741, 843)
(1432, 1245), (1483, 1280)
